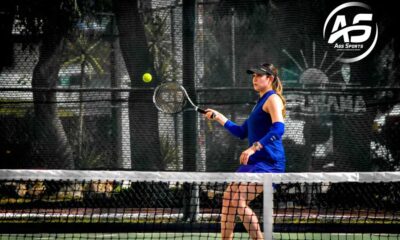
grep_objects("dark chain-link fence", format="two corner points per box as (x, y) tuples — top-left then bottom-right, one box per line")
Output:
(0, 0), (399, 171)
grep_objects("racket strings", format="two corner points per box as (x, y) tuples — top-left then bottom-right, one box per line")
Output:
(154, 82), (187, 114)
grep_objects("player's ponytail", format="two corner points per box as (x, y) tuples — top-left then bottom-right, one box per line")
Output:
(262, 63), (286, 118)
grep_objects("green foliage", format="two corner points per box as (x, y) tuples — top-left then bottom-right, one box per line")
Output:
(10, 0), (113, 45)
(61, 33), (110, 78)
(74, 133), (107, 169)
(159, 134), (179, 170)
(60, 29), (111, 165)
(372, 115), (400, 171)
(144, 13), (178, 82)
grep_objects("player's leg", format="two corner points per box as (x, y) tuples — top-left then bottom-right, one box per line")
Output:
(221, 183), (239, 240)
(235, 183), (264, 240)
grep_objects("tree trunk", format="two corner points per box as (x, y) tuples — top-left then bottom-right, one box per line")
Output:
(0, 1), (15, 71)
(113, 0), (162, 170)
(78, 59), (86, 161)
(31, 30), (74, 169)
(182, 0), (198, 172)
(110, 32), (123, 168)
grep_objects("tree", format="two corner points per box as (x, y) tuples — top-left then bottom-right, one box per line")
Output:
(1, 0), (113, 169)
(113, 0), (163, 170)
(13, 0), (81, 169)
(61, 32), (109, 164)
(144, 13), (179, 83)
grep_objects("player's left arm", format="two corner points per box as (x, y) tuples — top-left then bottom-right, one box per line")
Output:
(240, 94), (285, 165)
(263, 94), (284, 123)
(257, 94), (285, 148)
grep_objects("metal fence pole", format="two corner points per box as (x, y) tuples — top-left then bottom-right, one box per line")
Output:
(263, 173), (273, 240)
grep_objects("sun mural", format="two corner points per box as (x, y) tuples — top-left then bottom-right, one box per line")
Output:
(281, 41), (354, 88)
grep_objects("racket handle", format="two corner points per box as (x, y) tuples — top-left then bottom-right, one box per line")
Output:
(197, 108), (216, 119)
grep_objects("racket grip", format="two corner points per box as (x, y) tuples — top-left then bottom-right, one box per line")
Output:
(197, 108), (215, 119)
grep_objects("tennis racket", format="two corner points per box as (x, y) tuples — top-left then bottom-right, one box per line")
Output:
(153, 81), (215, 118)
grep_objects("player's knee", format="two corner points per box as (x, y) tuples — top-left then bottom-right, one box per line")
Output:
(237, 197), (247, 209)
(236, 204), (246, 216)
(222, 205), (237, 216)
(223, 187), (237, 201)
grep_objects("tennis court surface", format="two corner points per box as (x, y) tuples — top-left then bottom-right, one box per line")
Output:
(2, 233), (398, 239)
(0, 170), (399, 239)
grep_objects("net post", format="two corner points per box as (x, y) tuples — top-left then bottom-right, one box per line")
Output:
(263, 173), (273, 240)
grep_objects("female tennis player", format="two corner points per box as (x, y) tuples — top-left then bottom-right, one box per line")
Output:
(205, 63), (286, 239)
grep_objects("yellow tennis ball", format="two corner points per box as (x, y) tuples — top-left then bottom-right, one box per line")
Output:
(142, 73), (152, 83)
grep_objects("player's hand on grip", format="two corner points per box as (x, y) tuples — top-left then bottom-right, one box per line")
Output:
(205, 109), (219, 120)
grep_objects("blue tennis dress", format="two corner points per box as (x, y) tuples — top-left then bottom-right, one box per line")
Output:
(234, 90), (286, 173)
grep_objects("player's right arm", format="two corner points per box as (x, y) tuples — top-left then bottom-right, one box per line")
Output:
(205, 109), (248, 139)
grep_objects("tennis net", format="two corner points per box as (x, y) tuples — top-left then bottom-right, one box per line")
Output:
(0, 170), (399, 239)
